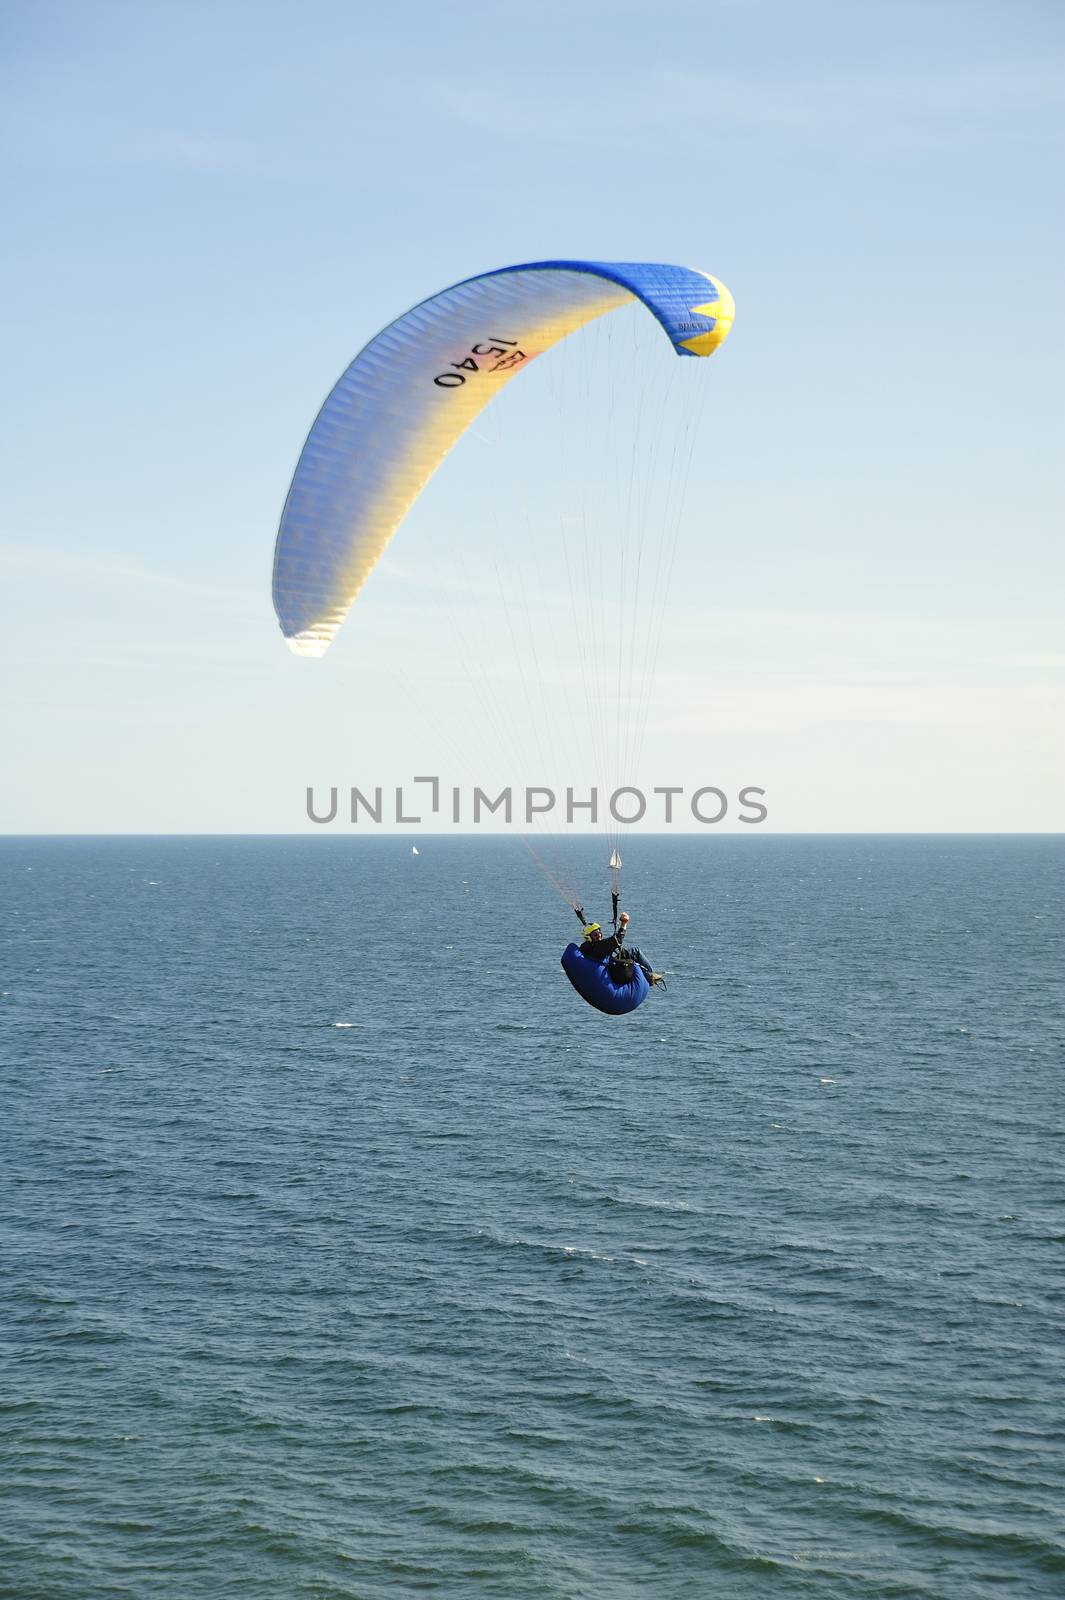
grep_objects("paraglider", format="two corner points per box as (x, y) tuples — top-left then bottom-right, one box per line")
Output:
(560, 908), (665, 1016)
(561, 942), (651, 1017)
(272, 258), (734, 1015)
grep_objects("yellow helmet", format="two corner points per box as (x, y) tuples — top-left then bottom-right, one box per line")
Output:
(582, 923), (601, 939)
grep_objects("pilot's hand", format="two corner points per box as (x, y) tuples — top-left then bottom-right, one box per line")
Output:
(619, 911), (630, 927)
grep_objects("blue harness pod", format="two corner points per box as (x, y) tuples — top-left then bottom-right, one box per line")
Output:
(560, 942), (651, 1016)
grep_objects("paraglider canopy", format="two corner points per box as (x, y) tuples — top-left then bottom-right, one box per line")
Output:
(272, 259), (733, 658)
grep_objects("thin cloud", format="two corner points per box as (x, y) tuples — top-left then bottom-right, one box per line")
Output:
(435, 59), (1062, 149)
(1, 106), (296, 179)
(0, 539), (256, 610)
(0, 539), (189, 588)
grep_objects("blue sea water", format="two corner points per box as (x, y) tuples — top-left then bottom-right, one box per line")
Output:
(1, 834), (1062, 1599)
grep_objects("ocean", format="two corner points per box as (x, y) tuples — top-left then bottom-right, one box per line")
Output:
(1, 835), (1062, 1598)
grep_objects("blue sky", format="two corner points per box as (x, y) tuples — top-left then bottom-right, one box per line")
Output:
(2, 0), (1062, 832)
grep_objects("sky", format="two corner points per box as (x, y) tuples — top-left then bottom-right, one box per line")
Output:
(2, 0), (1062, 833)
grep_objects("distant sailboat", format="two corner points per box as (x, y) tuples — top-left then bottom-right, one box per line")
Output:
(412, 845), (420, 855)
